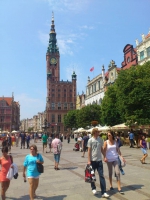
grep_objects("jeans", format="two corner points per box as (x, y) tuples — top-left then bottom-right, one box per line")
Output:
(91, 161), (106, 195)
(129, 139), (134, 147)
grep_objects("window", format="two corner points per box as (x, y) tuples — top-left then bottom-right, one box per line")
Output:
(147, 47), (150, 57)
(58, 102), (61, 110)
(64, 94), (66, 97)
(0, 116), (4, 122)
(52, 89), (55, 92)
(51, 103), (55, 110)
(98, 81), (100, 90)
(70, 103), (73, 109)
(127, 57), (130, 63)
(57, 126), (60, 132)
(88, 87), (90, 95)
(140, 51), (144, 60)
(92, 85), (93, 93)
(52, 114), (55, 122)
(93, 83), (96, 92)
(58, 115), (61, 123)
(64, 127), (67, 131)
(64, 103), (67, 110)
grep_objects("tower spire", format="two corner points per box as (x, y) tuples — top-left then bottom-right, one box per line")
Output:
(50, 11), (55, 34)
(47, 12), (59, 54)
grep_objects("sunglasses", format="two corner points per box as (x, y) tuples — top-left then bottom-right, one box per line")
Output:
(30, 148), (35, 150)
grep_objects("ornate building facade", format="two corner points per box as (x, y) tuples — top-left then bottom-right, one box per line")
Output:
(0, 94), (20, 132)
(135, 30), (150, 65)
(46, 14), (77, 134)
(121, 44), (137, 69)
(85, 66), (105, 105)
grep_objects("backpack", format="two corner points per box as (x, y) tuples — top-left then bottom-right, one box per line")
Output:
(57, 142), (62, 153)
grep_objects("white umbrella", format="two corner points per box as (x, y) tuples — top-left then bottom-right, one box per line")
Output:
(11, 130), (17, 133)
(87, 126), (102, 133)
(99, 125), (111, 132)
(111, 123), (129, 130)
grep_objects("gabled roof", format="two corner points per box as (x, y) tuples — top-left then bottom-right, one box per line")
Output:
(145, 33), (150, 39)
(123, 44), (133, 53)
(0, 97), (13, 106)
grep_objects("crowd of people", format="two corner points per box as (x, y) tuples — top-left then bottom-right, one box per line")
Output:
(0, 129), (148, 199)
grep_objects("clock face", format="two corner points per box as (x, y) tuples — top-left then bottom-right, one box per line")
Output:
(50, 57), (57, 65)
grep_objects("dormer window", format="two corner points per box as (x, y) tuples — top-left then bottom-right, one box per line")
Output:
(127, 57), (130, 63)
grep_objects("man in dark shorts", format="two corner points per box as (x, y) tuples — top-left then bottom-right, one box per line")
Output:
(42, 133), (48, 153)
(81, 132), (89, 157)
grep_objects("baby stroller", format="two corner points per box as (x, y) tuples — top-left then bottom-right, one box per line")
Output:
(73, 142), (80, 151)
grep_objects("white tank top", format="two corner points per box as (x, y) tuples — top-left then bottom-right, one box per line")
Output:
(106, 140), (118, 162)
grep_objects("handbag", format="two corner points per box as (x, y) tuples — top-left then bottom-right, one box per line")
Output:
(36, 154), (44, 173)
(85, 164), (96, 183)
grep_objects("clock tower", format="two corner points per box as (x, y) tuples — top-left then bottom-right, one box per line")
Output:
(46, 12), (60, 82)
(46, 13), (77, 135)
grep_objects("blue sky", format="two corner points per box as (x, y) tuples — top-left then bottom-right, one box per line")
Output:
(0, 0), (150, 119)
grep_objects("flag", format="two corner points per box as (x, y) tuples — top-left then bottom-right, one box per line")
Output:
(90, 67), (94, 72)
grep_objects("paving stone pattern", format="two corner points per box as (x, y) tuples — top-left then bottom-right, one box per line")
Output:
(0, 139), (150, 200)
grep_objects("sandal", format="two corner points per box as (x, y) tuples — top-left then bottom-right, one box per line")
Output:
(140, 160), (143, 164)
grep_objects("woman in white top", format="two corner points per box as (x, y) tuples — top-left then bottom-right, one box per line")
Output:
(103, 131), (125, 194)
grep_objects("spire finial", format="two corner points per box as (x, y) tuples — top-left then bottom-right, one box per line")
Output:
(52, 11), (54, 21)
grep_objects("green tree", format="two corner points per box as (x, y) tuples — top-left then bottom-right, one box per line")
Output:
(115, 61), (150, 125)
(101, 84), (122, 126)
(28, 127), (33, 132)
(63, 110), (79, 129)
(77, 104), (101, 128)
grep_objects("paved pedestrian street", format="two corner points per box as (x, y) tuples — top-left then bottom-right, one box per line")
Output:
(1, 139), (150, 200)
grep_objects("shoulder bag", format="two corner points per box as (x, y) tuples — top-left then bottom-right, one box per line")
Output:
(36, 154), (44, 173)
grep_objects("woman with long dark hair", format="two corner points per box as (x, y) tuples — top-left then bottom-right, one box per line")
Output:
(103, 131), (125, 194)
(0, 146), (13, 200)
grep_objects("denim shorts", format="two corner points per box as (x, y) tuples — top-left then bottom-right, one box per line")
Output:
(54, 154), (60, 163)
(141, 148), (147, 155)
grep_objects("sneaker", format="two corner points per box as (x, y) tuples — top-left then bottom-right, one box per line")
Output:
(102, 193), (109, 198)
(118, 190), (124, 194)
(120, 169), (125, 175)
(92, 189), (97, 195)
(110, 187), (114, 190)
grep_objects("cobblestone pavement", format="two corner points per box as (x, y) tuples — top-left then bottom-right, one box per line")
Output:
(0, 139), (150, 200)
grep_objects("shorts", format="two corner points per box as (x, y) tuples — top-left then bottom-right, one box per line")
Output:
(43, 143), (47, 147)
(141, 148), (147, 154)
(83, 146), (88, 152)
(54, 154), (60, 163)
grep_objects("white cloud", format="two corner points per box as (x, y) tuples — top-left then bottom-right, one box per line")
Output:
(15, 93), (45, 119)
(38, 31), (79, 55)
(80, 25), (94, 30)
(46, 0), (90, 12)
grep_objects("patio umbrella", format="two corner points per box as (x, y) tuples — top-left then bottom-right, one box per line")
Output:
(99, 125), (111, 132)
(111, 123), (129, 130)
(11, 130), (17, 133)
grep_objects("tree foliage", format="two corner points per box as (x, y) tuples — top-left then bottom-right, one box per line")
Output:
(77, 104), (101, 128)
(101, 84), (122, 126)
(101, 61), (150, 126)
(115, 61), (150, 125)
(63, 110), (79, 129)
(63, 104), (101, 129)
